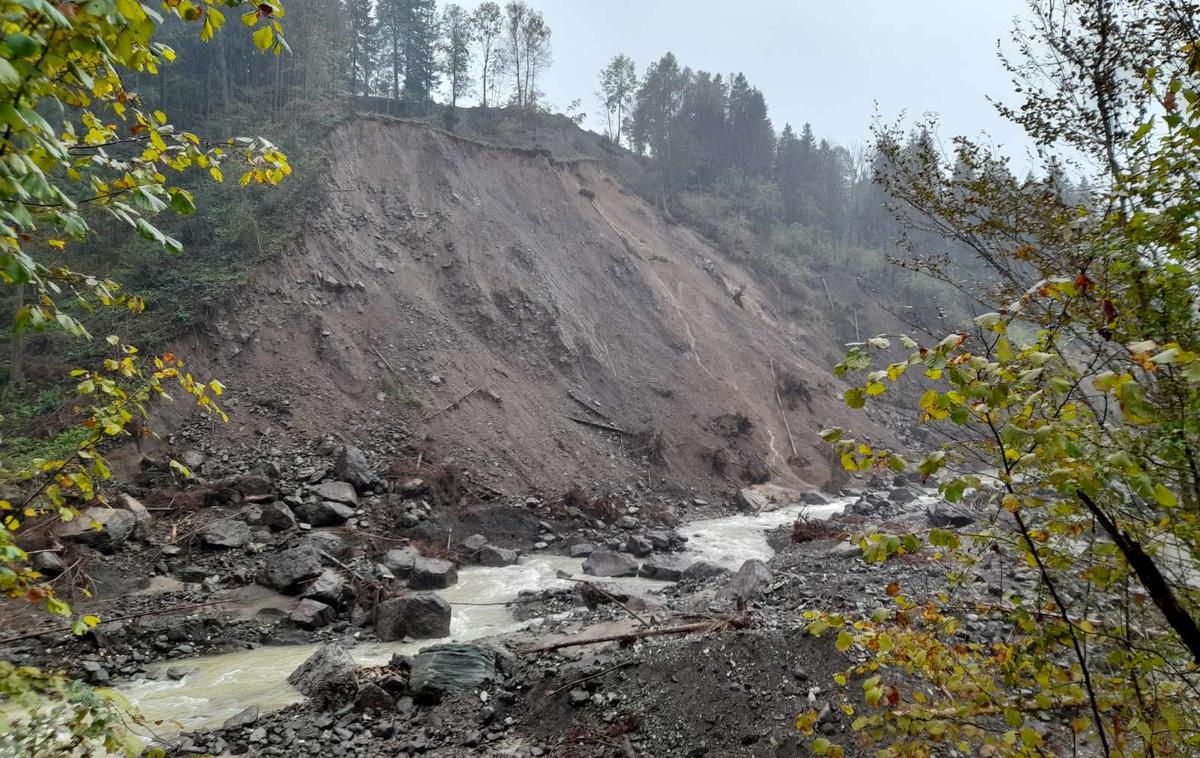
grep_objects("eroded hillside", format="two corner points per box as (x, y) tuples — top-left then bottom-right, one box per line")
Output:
(166, 116), (879, 496)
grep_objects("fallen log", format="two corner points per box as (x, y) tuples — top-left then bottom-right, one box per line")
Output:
(565, 415), (630, 436)
(567, 389), (610, 420)
(423, 387), (480, 422)
(518, 614), (750, 655)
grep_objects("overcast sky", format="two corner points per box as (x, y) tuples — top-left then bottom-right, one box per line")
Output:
(440, 0), (1033, 156)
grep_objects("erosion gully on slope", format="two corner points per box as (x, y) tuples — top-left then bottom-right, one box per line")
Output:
(120, 499), (850, 734)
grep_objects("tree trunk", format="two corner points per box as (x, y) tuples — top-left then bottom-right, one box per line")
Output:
(10, 284), (25, 386)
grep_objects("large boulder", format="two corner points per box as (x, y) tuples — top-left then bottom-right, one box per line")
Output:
(287, 644), (357, 708)
(735, 488), (774, 513)
(889, 486), (919, 505)
(927, 503), (974, 528)
(408, 557), (458, 590)
(311, 481), (358, 506)
(253, 501), (298, 532)
(625, 535), (654, 557)
(682, 560), (729, 581)
(290, 598), (336, 630)
(334, 445), (375, 492)
(477, 545), (518, 567)
(59, 508), (137, 553)
(567, 542), (598, 558)
(258, 545), (324, 593)
(408, 644), (496, 703)
(383, 546), (421, 576)
(303, 569), (349, 608)
(293, 500), (355, 527)
(200, 518), (252, 549)
(801, 489), (832, 505)
(638, 556), (687, 581)
(722, 559), (774, 603)
(375, 593), (452, 641)
(116, 493), (152, 539)
(582, 550), (639, 577)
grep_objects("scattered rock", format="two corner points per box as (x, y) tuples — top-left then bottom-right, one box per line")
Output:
(567, 542), (597, 558)
(334, 445), (375, 492)
(569, 688), (591, 706)
(683, 560), (728, 581)
(302, 569), (349, 608)
(927, 503), (974, 528)
(409, 644), (496, 703)
(258, 545), (324, 593)
(293, 500), (355, 527)
(583, 550), (639, 577)
(477, 545), (519, 567)
(638, 556), (687, 581)
(254, 501), (298, 532)
(889, 486), (919, 504)
(801, 489), (832, 505)
(354, 682), (395, 712)
(58, 508), (137, 553)
(221, 706), (260, 730)
(116, 493), (152, 538)
(375, 593), (452, 640)
(287, 644), (358, 709)
(311, 481), (358, 506)
(735, 488), (774, 513)
(290, 598), (336, 630)
(460, 534), (489, 554)
(722, 559), (773, 602)
(625, 535), (654, 557)
(383, 546), (421, 576)
(200, 518), (252, 549)
(31, 551), (65, 577)
(408, 557), (458, 590)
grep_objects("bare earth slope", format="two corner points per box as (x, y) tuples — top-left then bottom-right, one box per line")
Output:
(182, 116), (870, 495)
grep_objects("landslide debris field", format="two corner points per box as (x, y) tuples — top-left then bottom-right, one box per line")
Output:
(162, 115), (889, 497)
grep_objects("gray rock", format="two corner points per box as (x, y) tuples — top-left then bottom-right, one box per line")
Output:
(567, 542), (598, 558)
(181, 449), (207, 470)
(255, 501), (298, 532)
(383, 546), (421, 576)
(735, 488), (774, 513)
(408, 557), (458, 590)
(201, 518), (252, 549)
(258, 545), (323, 593)
(31, 551), (65, 577)
(477, 545), (518, 567)
(354, 682), (395, 712)
(287, 644), (357, 708)
(625, 535), (653, 557)
(116, 493), (152, 538)
(460, 534), (488, 554)
(375, 593), (452, 641)
(638, 556), (687, 581)
(334, 445), (375, 491)
(722, 559), (774, 602)
(396, 478), (427, 497)
(889, 487), (919, 505)
(222, 706), (259, 730)
(311, 481), (358, 506)
(615, 515), (638, 529)
(801, 489), (832, 505)
(927, 503), (974, 528)
(59, 508), (137, 553)
(645, 530), (676, 549)
(293, 500), (355, 527)
(409, 644), (496, 703)
(569, 688), (590, 706)
(299, 531), (345, 557)
(683, 560), (728, 581)
(303, 569), (348, 608)
(290, 598), (336, 630)
(582, 550), (639, 577)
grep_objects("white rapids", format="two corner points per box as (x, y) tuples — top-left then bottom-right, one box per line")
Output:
(119, 497), (849, 733)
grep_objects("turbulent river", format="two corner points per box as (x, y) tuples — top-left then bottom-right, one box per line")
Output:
(120, 498), (850, 733)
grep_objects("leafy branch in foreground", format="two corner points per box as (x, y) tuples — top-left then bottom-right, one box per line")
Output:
(0, 1), (290, 755)
(798, 3), (1200, 756)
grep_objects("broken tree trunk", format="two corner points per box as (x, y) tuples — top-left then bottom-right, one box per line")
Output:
(565, 415), (630, 436)
(517, 614), (750, 655)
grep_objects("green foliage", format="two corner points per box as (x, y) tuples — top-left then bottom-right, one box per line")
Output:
(803, 6), (1200, 755)
(0, 1), (290, 753)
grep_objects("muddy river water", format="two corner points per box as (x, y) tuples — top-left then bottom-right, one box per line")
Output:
(120, 498), (850, 733)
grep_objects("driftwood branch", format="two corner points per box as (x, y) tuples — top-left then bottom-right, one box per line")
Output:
(770, 358), (798, 458)
(518, 614), (750, 655)
(562, 577), (652, 628)
(371, 346), (398, 374)
(539, 660), (637, 701)
(423, 387), (480, 422)
(565, 415), (630, 436)
(567, 390), (610, 420)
